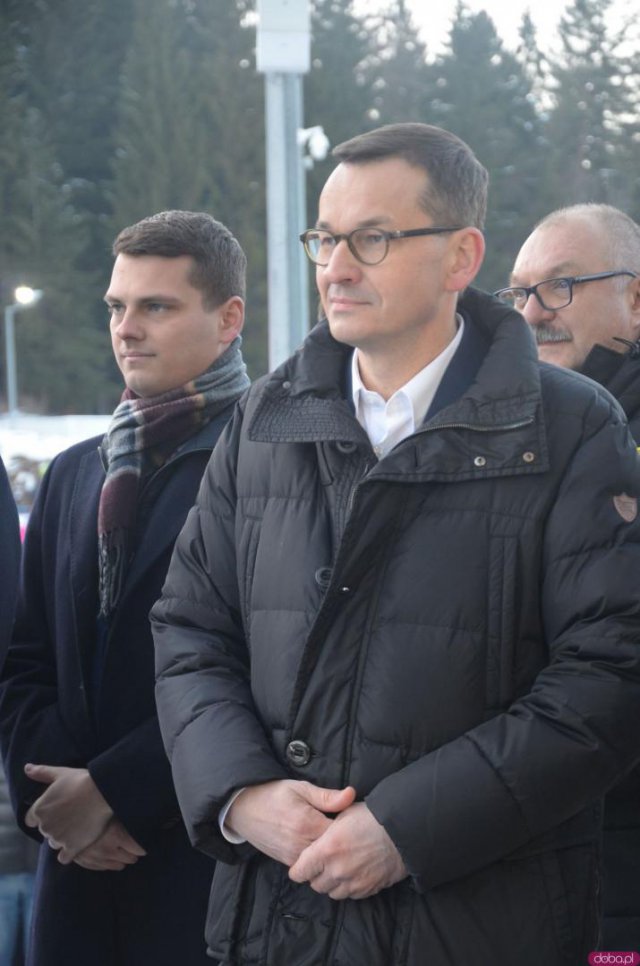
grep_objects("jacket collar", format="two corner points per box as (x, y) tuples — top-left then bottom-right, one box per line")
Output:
(248, 288), (544, 445)
(579, 341), (640, 424)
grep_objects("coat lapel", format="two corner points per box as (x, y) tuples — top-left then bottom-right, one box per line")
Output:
(68, 445), (104, 688)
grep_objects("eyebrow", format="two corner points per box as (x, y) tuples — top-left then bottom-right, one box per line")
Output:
(315, 216), (394, 230)
(103, 293), (182, 306)
(510, 262), (580, 286)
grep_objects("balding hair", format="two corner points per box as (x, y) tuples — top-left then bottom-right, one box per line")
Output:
(536, 204), (640, 272)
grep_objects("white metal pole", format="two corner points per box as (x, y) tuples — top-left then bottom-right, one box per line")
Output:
(257, 0), (311, 371)
(4, 304), (18, 416)
(264, 73), (309, 370)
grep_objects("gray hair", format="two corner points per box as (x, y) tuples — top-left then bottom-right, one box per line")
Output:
(536, 204), (640, 273)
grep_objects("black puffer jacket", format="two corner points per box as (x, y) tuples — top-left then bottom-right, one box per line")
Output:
(153, 289), (640, 966)
(581, 341), (640, 948)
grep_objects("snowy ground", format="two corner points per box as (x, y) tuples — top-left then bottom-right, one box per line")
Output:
(0, 414), (110, 463)
(0, 414), (111, 533)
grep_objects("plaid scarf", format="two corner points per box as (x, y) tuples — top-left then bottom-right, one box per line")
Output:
(97, 336), (249, 617)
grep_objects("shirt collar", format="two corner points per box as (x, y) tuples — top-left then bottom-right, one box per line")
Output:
(351, 315), (465, 430)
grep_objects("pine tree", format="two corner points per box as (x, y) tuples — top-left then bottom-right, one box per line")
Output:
(515, 12), (550, 102)
(428, 3), (546, 289)
(362, 0), (434, 126)
(109, 0), (268, 375)
(545, 0), (638, 211)
(305, 0), (376, 210)
(0, 4), (113, 412)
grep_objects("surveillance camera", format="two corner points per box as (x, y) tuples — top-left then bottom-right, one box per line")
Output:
(307, 128), (330, 161)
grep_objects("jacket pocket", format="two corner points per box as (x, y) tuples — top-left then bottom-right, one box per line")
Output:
(537, 845), (600, 961)
(485, 534), (518, 712)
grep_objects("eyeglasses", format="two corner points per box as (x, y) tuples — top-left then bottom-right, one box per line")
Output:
(494, 271), (638, 312)
(299, 225), (464, 266)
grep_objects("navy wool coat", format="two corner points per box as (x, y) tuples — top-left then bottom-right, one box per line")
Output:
(0, 454), (19, 664)
(0, 413), (233, 966)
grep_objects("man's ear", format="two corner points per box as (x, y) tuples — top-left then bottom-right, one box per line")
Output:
(218, 296), (245, 345)
(444, 227), (485, 293)
(628, 276), (640, 336)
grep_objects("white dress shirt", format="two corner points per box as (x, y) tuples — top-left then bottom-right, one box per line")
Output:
(351, 317), (464, 457)
(219, 316), (464, 842)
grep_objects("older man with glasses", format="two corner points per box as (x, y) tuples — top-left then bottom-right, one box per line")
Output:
(152, 126), (640, 966)
(497, 202), (640, 951)
(496, 204), (640, 373)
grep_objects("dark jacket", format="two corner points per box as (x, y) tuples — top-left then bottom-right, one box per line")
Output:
(0, 412), (234, 966)
(0, 455), (33, 877)
(153, 289), (640, 966)
(0, 454), (19, 666)
(581, 341), (640, 948)
(0, 762), (38, 875)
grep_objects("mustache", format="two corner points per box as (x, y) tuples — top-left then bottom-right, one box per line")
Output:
(531, 322), (572, 345)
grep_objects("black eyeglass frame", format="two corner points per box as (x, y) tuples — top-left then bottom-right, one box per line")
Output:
(299, 225), (464, 266)
(494, 270), (638, 311)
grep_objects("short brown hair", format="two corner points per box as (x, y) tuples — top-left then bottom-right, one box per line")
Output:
(332, 123), (488, 229)
(113, 210), (247, 308)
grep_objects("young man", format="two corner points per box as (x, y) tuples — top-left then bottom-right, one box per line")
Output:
(152, 126), (640, 965)
(0, 210), (249, 966)
(498, 203), (640, 947)
(0, 455), (31, 966)
(0, 454), (19, 665)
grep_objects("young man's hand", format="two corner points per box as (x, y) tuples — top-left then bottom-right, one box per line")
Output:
(24, 764), (114, 864)
(74, 818), (146, 872)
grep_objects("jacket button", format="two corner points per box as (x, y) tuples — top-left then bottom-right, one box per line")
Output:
(473, 455), (486, 467)
(286, 740), (312, 767)
(336, 441), (357, 454)
(315, 567), (332, 590)
(522, 451), (536, 463)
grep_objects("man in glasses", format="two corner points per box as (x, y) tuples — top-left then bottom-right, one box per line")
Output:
(496, 203), (640, 372)
(498, 202), (640, 949)
(152, 125), (640, 965)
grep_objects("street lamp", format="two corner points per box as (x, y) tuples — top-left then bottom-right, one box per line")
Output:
(4, 286), (43, 417)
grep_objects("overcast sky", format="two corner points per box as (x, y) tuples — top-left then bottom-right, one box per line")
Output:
(354, 0), (635, 55)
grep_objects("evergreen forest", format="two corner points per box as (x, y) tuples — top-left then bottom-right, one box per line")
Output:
(2, 0), (639, 413)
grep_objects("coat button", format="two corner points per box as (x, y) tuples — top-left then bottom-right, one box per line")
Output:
(473, 455), (486, 467)
(522, 451), (536, 463)
(315, 567), (332, 590)
(286, 740), (311, 767)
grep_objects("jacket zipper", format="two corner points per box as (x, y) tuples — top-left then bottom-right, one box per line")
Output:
(329, 413), (537, 960)
(416, 415), (535, 435)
